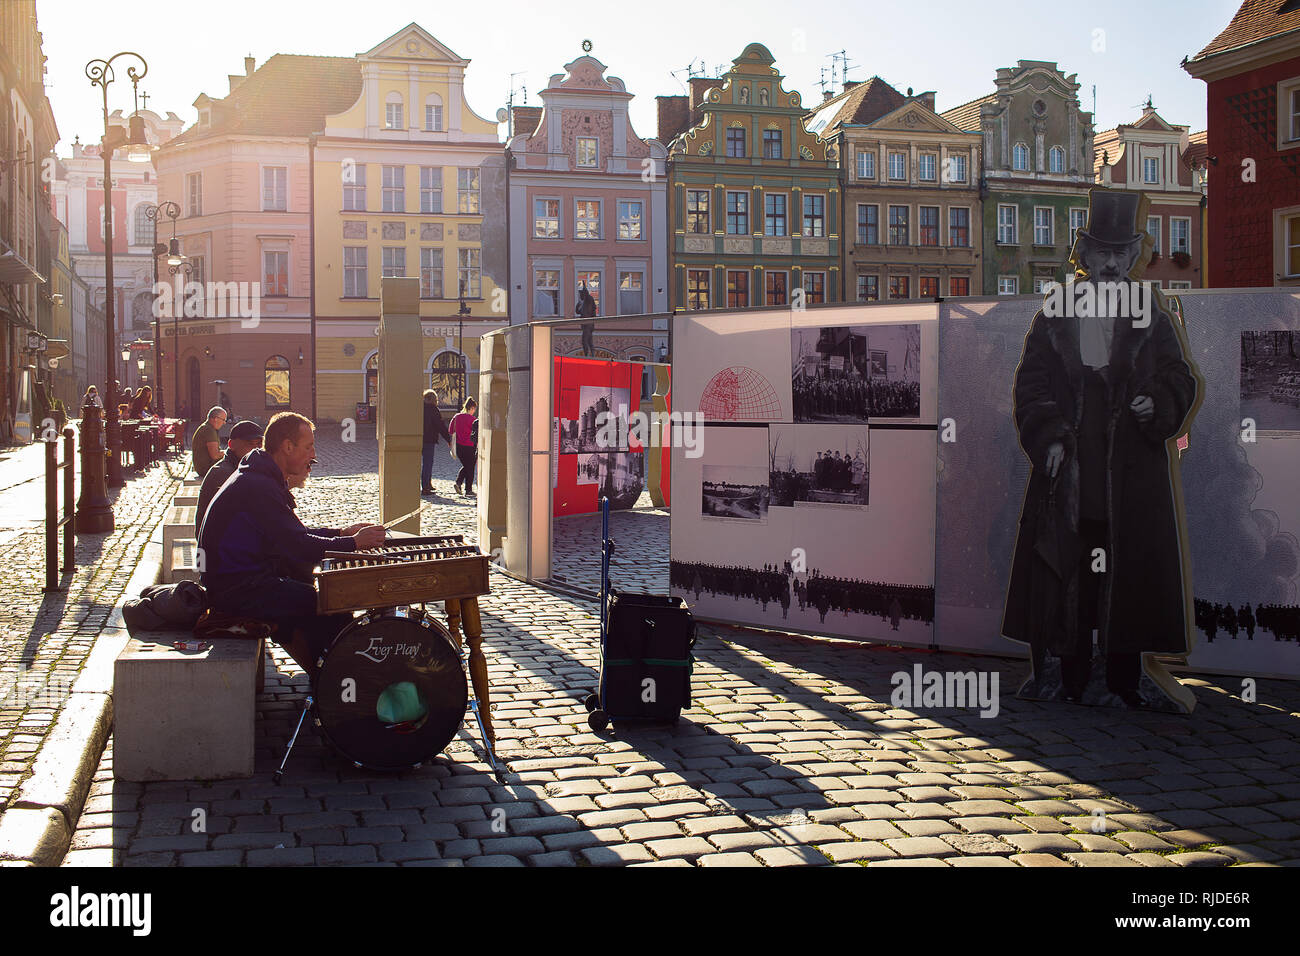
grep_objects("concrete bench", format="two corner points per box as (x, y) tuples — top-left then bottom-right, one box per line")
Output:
(162, 506), (196, 581)
(181, 477), (201, 490)
(173, 490), (199, 508)
(113, 634), (266, 781)
(165, 538), (200, 585)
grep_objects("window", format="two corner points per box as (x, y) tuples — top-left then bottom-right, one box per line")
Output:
(949, 207), (970, 247)
(765, 270), (787, 305)
(1033, 207), (1054, 245)
(1167, 280), (1193, 290)
(457, 168), (480, 214)
(1033, 277), (1052, 294)
(265, 356), (290, 409)
(998, 204), (1018, 244)
(856, 275), (879, 301)
(1012, 143), (1028, 171)
(187, 255), (206, 316)
(459, 248), (481, 297)
(1069, 207), (1088, 243)
(687, 269), (710, 310)
(1146, 216), (1161, 253)
(998, 275), (1019, 295)
(945, 154), (968, 183)
(385, 94), (403, 130)
(382, 247), (406, 278)
(576, 200), (601, 239)
(420, 248), (443, 298)
(726, 191), (749, 235)
(419, 167), (442, 213)
(803, 272), (826, 304)
(888, 151), (906, 180)
(343, 247), (367, 297)
(263, 166), (287, 211)
(186, 172), (202, 217)
(618, 272), (643, 314)
(763, 130), (783, 159)
(133, 205), (151, 246)
(949, 276), (969, 297)
(726, 128), (746, 158)
(889, 275), (910, 299)
(534, 269), (559, 316)
(618, 200), (643, 240)
(343, 163), (366, 210)
(918, 154), (937, 182)
(857, 204), (878, 245)
(802, 194), (825, 237)
(535, 198), (559, 238)
(1143, 157), (1159, 183)
(919, 276), (939, 298)
(382, 165), (405, 212)
(1049, 146), (1064, 173)
(857, 150), (875, 180)
(919, 206), (939, 246)
(726, 270), (749, 308)
(431, 351), (466, 411)
(1170, 217), (1191, 254)
(1292, 87), (1300, 142)
(263, 250), (288, 296)
(686, 190), (710, 233)
(425, 96), (443, 132)
(1286, 213), (1300, 276)
(575, 272), (600, 313)
(764, 194), (787, 236)
(888, 205), (909, 245)
(576, 137), (598, 168)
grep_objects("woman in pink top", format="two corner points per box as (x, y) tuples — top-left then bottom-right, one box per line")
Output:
(449, 398), (478, 496)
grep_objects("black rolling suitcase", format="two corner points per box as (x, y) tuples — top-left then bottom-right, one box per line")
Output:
(584, 498), (695, 732)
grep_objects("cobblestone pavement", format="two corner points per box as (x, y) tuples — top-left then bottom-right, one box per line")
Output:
(0, 439), (181, 817)
(550, 507), (668, 595)
(64, 433), (1300, 866)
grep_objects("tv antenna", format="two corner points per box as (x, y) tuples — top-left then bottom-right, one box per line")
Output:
(503, 72), (527, 139)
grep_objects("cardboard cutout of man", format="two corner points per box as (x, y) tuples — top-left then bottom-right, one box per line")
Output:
(1002, 187), (1204, 712)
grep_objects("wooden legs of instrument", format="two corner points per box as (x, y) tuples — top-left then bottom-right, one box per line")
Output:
(446, 597), (493, 745)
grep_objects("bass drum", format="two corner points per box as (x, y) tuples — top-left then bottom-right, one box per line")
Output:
(313, 609), (467, 771)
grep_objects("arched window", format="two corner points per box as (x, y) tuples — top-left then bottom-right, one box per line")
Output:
(1048, 145), (1064, 173)
(133, 205), (152, 246)
(430, 350), (466, 411)
(385, 92), (404, 130)
(265, 355), (290, 409)
(1012, 143), (1029, 171)
(365, 351), (379, 406)
(424, 93), (443, 132)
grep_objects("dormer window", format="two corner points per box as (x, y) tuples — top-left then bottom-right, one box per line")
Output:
(385, 92), (404, 130)
(425, 94), (443, 132)
(1143, 156), (1159, 183)
(199, 109), (211, 128)
(576, 137), (598, 167)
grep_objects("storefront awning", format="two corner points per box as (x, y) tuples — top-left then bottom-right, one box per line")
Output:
(0, 249), (45, 285)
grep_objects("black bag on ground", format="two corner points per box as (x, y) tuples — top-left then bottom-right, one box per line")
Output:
(596, 590), (695, 722)
(122, 581), (209, 635)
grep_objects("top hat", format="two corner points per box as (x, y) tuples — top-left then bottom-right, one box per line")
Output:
(1077, 188), (1144, 245)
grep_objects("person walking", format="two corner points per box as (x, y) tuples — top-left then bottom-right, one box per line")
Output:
(420, 389), (451, 495)
(576, 282), (597, 357)
(449, 397), (478, 496)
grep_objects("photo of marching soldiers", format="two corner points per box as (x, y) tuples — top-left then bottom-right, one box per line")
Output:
(1240, 330), (1300, 432)
(575, 385), (632, 453)
(768, 423), (869, 508)
(791, 323), (921, 422)
(701, 464), (770, 521)
(576, 451), (646, 508)
(670, 559), (935, 636)
(1195, 598), (1300, 643)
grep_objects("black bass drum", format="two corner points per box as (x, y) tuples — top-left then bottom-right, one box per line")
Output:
(312, 609), (467, 771)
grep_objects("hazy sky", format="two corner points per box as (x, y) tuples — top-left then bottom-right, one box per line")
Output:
(41, 0), (1236, 153)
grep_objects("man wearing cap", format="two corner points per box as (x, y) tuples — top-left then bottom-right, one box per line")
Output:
(1003, 187), (1203, 710)
(195, 420), (264, 533)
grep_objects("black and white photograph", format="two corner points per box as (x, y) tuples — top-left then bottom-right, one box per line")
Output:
(768, 423), (869, 508)
(1240, 330), (1300, 432)
(791, 323), (921, 422)
(557, 417), (580, 454)
(576, 451), (646, 507)
(702, 464), (770, 521)
(575, 384), (632, 453)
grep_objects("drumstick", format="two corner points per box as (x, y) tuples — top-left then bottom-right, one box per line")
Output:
(382, 502), (428, 530)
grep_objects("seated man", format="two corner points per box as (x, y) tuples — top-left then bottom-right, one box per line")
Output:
(195, 420), (263, 533)
(199, 411), (384, 675)
(191, 406), (227, 477)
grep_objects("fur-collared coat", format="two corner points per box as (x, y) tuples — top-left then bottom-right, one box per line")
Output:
(1002, 286), (1202, 656)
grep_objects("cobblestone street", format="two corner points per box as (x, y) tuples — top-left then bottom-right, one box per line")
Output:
(60, 434), (1300, 867)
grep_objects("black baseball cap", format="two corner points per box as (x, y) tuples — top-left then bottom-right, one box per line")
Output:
(229, 420), (264, 441)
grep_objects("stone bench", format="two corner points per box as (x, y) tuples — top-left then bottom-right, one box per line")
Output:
(165, 538), (201, 585)
(162, 506), (196, 581)
(113, 634), (266, 782)
(173, 490), (199, 508)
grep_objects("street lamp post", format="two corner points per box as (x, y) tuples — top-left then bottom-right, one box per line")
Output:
(168, 257), (192, 417)
(77, 52), (154, 533)
(143, 200), (180, 418)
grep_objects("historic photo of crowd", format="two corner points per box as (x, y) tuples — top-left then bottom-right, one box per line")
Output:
(576, 450), (645, 508)
(768, 423), (869, 508)
(701, 464), (770, 521)
(1240, 330), (1300, 432)
(791, 323), (922, 422)
(573, 385), (632, 453)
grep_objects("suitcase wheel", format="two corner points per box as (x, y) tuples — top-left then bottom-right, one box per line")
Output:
(582, 693), (600, 713)
(588, 709), (609, 733)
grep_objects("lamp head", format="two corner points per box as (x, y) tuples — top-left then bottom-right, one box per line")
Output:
(125, 114), (155, 163)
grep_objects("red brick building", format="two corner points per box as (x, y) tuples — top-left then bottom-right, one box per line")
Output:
(1184, 0), (1300, 288)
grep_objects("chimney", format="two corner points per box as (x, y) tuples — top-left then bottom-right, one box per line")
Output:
(657, 94), (691, 144)
(843, 80), (860, 91)
(245, 56), (256, 77)
(823, 90), (834, 102)
(511, 105), (542, 138)
(918, 91), (936, 112)
(688, 77), (717, 112)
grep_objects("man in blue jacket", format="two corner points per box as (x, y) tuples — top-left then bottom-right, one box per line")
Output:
(199, 411), (385, 674)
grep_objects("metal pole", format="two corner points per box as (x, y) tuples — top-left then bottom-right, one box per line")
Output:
(44, 435), (57, 591)
(62, 426), (75, 571)
(152, 212), (163, 417)
(102, 101), (122, 490)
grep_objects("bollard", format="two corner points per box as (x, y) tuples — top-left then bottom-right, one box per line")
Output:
(44, 426), (77, 591)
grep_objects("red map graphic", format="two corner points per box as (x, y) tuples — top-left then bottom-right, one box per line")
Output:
(700, 366), (782, 420)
